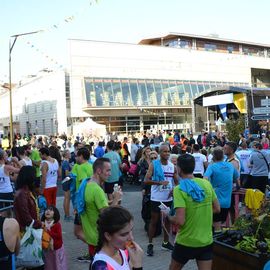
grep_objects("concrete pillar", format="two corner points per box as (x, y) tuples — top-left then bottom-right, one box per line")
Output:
(140, 116), (144, 132)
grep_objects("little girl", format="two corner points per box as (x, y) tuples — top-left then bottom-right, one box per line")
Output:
(41, 205), (68, 270)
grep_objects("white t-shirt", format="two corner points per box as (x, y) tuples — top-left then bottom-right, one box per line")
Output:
(192, 152), (207, 175)
(237, 150), (251, 174)
(42, 159), (59, 188)
(22, 157), (33, 166)
(151, 161), (175, 202)
(0, 165), (13, 193)
(92, 249), (130, 270)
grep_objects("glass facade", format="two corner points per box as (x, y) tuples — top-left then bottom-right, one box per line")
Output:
(84, 78), (248, 107)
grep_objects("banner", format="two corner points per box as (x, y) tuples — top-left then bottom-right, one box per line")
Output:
(233, 93), (247, 113)
(218, 104), (227, 120)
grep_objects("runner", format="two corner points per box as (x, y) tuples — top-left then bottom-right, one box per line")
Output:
(103, 141), (122, 202)
(40, 147), (60, 207)
(168, 154), (220, 270)
(144, 143), (178, 256)
(80, 158), (122, 264)
(192, 144), (208, 178)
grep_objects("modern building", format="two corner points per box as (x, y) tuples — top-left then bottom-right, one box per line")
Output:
(68, 33), (270, 133)
(0, 70), (67, 136)
(1, 33), (270, 136)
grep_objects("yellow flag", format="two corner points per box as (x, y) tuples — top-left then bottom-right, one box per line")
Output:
(233, 93), (247, 113)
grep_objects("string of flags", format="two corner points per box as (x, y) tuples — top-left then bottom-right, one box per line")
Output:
(21, 0), (99, 71)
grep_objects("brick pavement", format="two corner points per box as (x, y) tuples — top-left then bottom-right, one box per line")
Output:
(58, 187), (197, 270)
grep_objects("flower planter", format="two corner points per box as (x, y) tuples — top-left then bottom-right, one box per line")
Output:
(213, 235), (270, 270)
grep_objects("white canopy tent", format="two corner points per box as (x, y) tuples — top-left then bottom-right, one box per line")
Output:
(72, 118), (106, 138)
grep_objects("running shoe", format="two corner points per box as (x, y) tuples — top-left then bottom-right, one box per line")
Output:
(161, 241), (174, 251)
(147, 243), (154, 256)
(76, 254), (92, 263)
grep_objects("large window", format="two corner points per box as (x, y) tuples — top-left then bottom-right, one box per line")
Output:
(205, 43), (217, 51)
(83, 77), (248, 107)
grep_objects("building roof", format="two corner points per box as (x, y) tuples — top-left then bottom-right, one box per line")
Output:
(138, 32), (270, 48)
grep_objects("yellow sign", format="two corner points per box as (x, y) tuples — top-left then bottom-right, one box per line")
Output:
(233, 93), (247, 113)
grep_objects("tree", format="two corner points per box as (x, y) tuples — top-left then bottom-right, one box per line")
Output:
(225, 115), (245, 142)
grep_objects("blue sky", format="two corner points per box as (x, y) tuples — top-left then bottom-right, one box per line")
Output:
(1, 0), (270, 82)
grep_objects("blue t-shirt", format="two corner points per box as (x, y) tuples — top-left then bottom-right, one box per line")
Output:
(204, 161), (239, 208)
(103, 151), (121, 183)
(62, 160), (71, 180)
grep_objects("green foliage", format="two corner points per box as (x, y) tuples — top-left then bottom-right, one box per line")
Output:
(225, 115), (245, 142)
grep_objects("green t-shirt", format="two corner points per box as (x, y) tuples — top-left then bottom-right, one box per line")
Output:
(174, 178), (217, 247)
(80, 182), (108, 245)
(72, 162), (93, 190)
(30, 149), (41, 177)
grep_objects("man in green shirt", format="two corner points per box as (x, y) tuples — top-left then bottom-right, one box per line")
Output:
(71, 147), (93, 243)
(168, 154), (220, 270)
(80, 158), (122, 261)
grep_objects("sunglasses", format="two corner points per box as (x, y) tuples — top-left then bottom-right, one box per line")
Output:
(150, 156), (158, 160)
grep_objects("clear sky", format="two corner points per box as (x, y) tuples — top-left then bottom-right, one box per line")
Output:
(1, 0), (270, 82)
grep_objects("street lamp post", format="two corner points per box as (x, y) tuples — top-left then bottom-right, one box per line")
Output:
(9, 30), (42, 146)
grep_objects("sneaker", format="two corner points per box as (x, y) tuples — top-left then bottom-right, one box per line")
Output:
(76, 254), (92, 263)
(161, 241), (174, 251)
(147, 244), (154, 256)
(64, 215), (73, 221)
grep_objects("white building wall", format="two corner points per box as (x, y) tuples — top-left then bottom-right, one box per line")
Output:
(0, 70), (67, 135)
(68, 39), (270, 117)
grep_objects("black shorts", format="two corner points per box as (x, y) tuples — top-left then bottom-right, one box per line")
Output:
(74, 213), (81, 225)
(62, 179), (71, 192)
(151, 201), (172, 213)
(104, 181), (119, 194)
(193, 173), (203, 179)
(213, 208), (229, 222)
(172, 243), (213, 265)
(0, 192), (14, 209)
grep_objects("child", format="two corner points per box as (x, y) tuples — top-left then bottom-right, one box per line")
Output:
(41, 205), (68, 270)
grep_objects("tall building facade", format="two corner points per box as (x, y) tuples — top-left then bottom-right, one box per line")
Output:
(1, 33), (270, 135)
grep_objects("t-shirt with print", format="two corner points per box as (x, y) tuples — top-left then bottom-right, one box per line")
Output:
(236, 150), (251, 175)
(72, 162), (93, 190)
(80, 182), (108, 246)
(174, 178), (217, 247)
(192, 153), (207, 175)
(204, 161), (239, 208)
(103, 151), (121, 183)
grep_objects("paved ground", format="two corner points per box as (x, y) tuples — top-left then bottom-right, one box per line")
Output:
(58, 184), (197, 270)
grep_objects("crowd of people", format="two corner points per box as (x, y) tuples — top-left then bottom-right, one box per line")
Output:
(0, 127), (270, 270)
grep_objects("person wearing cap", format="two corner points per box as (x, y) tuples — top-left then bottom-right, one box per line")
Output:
(249, 143), (270, 193)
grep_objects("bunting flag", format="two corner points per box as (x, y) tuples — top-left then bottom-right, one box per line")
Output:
(233, 93), (247, 113)
(20, 0), (99, 72)
(218, 104), (227, 121)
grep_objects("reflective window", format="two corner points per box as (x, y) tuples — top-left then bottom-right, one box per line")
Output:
(205, 43), (217, 51)
(103, 80), (114, 106)
(146, 80), (156, 105)
(197, 83), (205, 93)
(84, 79), (94, 105)
(153, 80), (164, 105)
(137, 80), (149, 106)
(190, 83), (199, 97)
(112, 80), (122, 106)
(84, 77), (248, 107)
(129, 80), (140, 106)
(176, 82), (186, 105)
(121, 80), (131, 106)
(93, 80), (104, 106)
